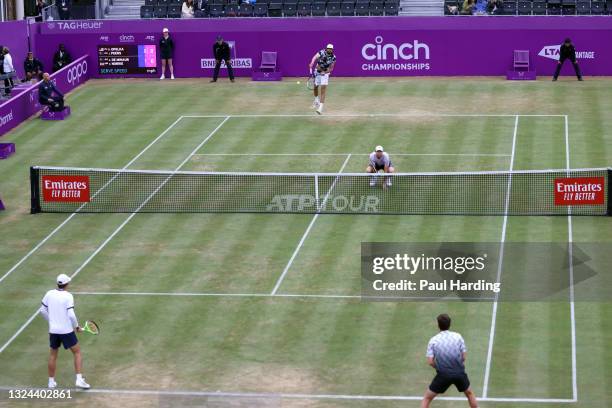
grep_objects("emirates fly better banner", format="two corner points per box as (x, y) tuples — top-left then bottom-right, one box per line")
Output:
(42, 175), (91, 202)
(554, 177), (605, 206)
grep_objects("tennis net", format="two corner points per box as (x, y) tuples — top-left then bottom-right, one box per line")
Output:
(30, 166), (612, 216)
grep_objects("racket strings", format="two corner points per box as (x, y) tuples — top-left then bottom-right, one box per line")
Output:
(86, 320), (99, 334)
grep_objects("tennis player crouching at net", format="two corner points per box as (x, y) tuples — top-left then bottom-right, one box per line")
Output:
(367, 145), (395, 187)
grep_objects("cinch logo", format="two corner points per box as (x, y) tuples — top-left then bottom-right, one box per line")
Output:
(266, 194), (380, 212)
(57, 21), (103, 30)
(538, 45), (596, 61)
(0, 110), (13, 128)
(42, 175), (91, 203)
(67, 61), (88, 85)
(119, 35), (135, 43)
(362, 36), (430, 61)
(554, 177), (604, 205)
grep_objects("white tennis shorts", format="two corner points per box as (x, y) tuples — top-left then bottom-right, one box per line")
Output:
(315, 72), (330, 86)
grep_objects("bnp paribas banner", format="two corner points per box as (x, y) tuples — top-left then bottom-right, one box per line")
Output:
(31, 18), (612, 79)
(0, 55), (91, 138)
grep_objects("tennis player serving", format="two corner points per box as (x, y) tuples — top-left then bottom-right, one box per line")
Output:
(39, 274), (90, 389)
(367, 145), (395, 187)
(308, 43), (336, 115)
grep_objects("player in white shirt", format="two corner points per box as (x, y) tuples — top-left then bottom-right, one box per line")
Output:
(39, 274), (90, 389)
(2, 47), (15, 97)
(367, 145), (395, 188)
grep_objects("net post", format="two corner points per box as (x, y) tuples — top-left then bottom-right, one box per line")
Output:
(315, 175), (320, 212)
(30, 166), (41, 214)
(608, 169), (612, 216)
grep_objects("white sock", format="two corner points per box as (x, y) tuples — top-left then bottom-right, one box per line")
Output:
(49, 377), (55, 382)
(76, 374), (83, 381)
(318, 103), (324, 110)
(314, 97), (320, 103)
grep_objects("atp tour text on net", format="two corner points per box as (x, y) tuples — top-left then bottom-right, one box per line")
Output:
(369, 253), (501, 294)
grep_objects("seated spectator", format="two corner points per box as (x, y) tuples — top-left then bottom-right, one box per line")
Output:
(473, 0), (488, 14)
(39, 73), (64, 112)
(182, 0), (195, 18)
(24, 52), (44, 83)
(3, 47), (15, 97)
(486, 0), (501, 13)
(52, 44), (72, 72)
(460, 0), (474, 14)
(35, 0), (48, 21)
(194, 0), (208, 15)
(58, 0), (71, 20)
(447, 4), (459, 13)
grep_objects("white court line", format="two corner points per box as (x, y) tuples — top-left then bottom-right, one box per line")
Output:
(482, 114), (519, 398)
(0, 117), (230, 355)
(0, 116), (187, 286)
(270, 154), (352, 295)
(182, 114), (568, 118)
(192, 153), (511, 157)
(72, 291), (496, 301)
(0, 386), (577, 403)
(565, 115), (578, 402)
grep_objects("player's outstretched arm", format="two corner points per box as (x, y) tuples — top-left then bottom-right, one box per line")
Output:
(309, 53), (319, 72)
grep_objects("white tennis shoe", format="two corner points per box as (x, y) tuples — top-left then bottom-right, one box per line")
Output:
(369, 177), (377, 187)
(48, 379), (57, 389)
(160, 74), (165, 80)
(76, 378), (90, 389)
(386, 178), (392, 187)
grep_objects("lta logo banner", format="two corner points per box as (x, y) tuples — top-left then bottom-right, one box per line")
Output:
(538, 45), (596, 61)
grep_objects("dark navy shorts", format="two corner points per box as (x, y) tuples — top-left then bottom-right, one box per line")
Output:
(374, 162), (393, 171)
(49, 332), (78, 350)
(429, 372), (470, 394)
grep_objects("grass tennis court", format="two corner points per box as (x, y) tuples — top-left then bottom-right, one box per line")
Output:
(0, 77), (611, 407)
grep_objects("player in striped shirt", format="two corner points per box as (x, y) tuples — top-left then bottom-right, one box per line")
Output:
(421, 314), (478, 408)
(367, 145), (395, 188)
(308, 44), (336, 115)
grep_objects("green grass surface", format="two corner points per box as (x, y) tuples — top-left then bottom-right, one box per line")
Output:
(0, 77), (611, 407)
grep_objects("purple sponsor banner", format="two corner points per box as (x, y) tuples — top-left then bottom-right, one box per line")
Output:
(0, 55), (90, 138)
(31, 17), (612, 78)
(0, 20), (30, 79)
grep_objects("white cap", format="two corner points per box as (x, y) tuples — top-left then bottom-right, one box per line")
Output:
(375, 145), (384, 152)
(162, 27), (169, 33)
(57, 274), (71, 285)
(326, 43), (334, 50)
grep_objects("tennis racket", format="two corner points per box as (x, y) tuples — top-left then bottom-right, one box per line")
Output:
(82, 320), (100, 335)
(306, 69), (316, 91)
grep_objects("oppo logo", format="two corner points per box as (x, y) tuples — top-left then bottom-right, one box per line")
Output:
(361, 36), (430, 61)
(0, 110), (13, 127)
(67, 61), (88, 85)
